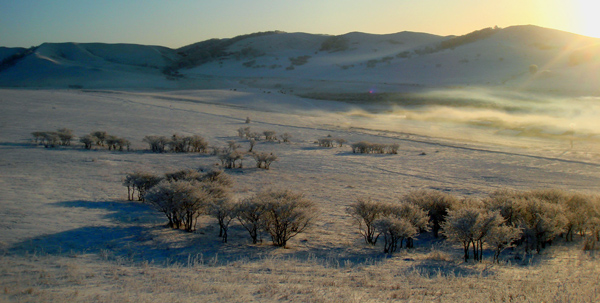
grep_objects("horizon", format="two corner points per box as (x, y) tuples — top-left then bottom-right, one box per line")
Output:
(0, 0), (597, 49)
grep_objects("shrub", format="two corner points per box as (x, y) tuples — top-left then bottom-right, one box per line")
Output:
(219, 151), (244, 169)
(288, 55), (311, 66)
(514, 197), (568, 253)
(238, 127), (251, 138)
(165, 169), (204, 182)
(256, 189), (317, 247)
(281, 133), (291, 143)
(143, 135), (168, 153)
(145, 180), (212, 232)
(199, 169), (233, 187)
(123, 172), (163, 202)
(320, 36), (349, 52)
(79, 134), (95, 150)
(335, 138), (347, 147)
(248, 138), (256, 152)
(188, 135), (209, 153)
(529, 64), (538, 75)
(91, 131), (108, 146)
(442, 207), (505, 262)
(350, 141), (398, 154)
(375, 216), (418, 254)
(346, 197), (386, 245)
(105, 135), (130, 151)
(486, 188), (588, 253)
(385, 202), (430, 248)
(235, 198), (267, 244)
(208, 197), (236, 243)
(318, 138), (336, 147)
(263, 130), (277, 141)
(486, 223), (521, 263)
(253, 152), (277, 169)
(404, 190), (458, 238)
(56, 128), (74, 146)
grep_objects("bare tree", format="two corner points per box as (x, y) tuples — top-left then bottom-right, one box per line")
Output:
(235, 198), (267, 244)
(347, 197), (386, 245)
(57, 128), (74, 146)
(263, 130), (277, 141)
(253, 152), (277, 169)
(375, 217), (418, 253)
(404, 190), (458, 238)
(143, 135), (168, 153)
(208, 197), (236, 243)
(79, 134), (94, 150)
(257, 189), (317, 247)
(145, 180), (212, 231)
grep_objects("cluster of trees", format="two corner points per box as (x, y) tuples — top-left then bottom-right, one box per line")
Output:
(32, 128), (74, 148)
(124, 170), (316, 247)
(237, 127), (288, 143)
(351, 141), (399, 154)
(317, 137), (347, 148)
(347, 197), (429, 253)
(80, 131), (130, 151)
(143, 134), (208, 153)
(348, 189), (600, 262)
(32, 129), (131, 151)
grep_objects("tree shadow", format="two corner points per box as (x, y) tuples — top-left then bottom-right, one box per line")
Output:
(52, 200), (162, 225)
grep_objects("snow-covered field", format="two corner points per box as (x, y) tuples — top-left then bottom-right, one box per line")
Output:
(1, 88), (600, 302)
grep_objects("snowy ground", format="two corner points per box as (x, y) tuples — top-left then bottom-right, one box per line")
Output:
(1, 88), (600, 302)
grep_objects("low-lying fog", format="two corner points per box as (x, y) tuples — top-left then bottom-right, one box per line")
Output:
(336, 87), (600, 155)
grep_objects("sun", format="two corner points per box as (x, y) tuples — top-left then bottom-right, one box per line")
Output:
(574, 0), (600, 38)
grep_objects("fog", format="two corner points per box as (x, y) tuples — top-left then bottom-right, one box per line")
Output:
(339, 87), (600, 150)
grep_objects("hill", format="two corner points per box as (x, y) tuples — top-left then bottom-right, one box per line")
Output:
(1, 25), (600, 95)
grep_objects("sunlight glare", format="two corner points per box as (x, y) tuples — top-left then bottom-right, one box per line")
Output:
(575, 0), (600, 38)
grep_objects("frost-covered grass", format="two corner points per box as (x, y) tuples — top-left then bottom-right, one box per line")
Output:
(1, 89), (600, 302)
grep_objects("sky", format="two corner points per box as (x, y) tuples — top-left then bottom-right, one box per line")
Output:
(0, 0), (595, 48)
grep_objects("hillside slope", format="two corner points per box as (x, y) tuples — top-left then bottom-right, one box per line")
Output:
(1, 25), (599, 95)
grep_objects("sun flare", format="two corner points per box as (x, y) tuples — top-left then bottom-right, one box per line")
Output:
(575, 0), (600, 38)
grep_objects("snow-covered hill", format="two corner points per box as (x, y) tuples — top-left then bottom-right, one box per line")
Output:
(1, 25), (599, 95)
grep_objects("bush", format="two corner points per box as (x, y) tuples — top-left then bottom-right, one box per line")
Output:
(145, 180), (213, 232)
(79, 135), (95, 150)
(235, 198), (267, 244)
(256, 189), (317, 247)
(442, 207), (506, 262)
(219, 151), (244, 169)
(350, 141), (398, 154)
(263, 130), (277, 142)
(105, 135), (130, 151)
(91, 131), (108, 146)
(32, 129), (73, 148)
(385, 202), (430, 248)
(143, 135), (168, 153)
(56, 128), (74, 146)
(253, 152), (277, 169)
(207, 197), (236, 243)
(404, 190), (458, 238)
(320, 36), (349, 52)
(346, 197), (386, 245)
(375, 216), (418, 254)
(123, 172), (163, 202)
(485, 188), (590, 253)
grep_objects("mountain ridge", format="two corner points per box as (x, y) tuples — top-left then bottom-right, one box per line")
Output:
(1, 25), (599, 95)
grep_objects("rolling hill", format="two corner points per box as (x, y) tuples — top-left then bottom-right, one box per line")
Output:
(1, 25), (599, 95)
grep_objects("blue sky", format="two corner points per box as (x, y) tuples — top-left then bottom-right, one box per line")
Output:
(0, 0), (591, 48)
